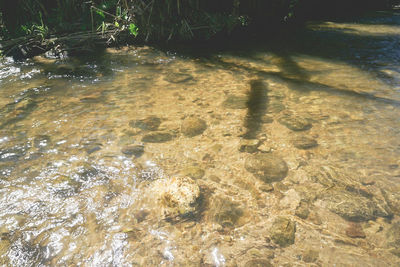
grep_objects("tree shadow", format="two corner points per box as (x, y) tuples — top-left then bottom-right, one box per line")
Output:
(180, 12), (400, 106)
(207, 54), (400, 107)
(243, 79), (269, 139)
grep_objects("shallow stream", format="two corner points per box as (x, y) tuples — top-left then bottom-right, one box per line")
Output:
(1, 11), (400, 266)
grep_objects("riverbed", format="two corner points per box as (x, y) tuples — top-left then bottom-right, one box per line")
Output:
(1, 11), (400, 266)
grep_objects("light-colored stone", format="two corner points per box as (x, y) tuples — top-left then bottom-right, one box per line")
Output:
(153, 177), (201, 218)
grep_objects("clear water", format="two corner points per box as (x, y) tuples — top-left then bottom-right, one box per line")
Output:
(1, 11), (400, 266)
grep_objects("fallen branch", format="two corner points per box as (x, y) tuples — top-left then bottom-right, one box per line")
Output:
(0, 29), (130, 59)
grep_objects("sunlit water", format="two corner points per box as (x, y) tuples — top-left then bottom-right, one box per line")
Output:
(1, 11), (400, 266)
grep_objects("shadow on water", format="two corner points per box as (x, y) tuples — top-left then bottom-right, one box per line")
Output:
(243, 79), (269, 139)
(165, 10), (400, 107)
(209, 55), (400, 107)
(267, 50), (311, 82)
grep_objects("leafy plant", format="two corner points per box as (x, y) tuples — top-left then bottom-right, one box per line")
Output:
(20, 12), (48, 40)
(129, 23), (138, 36)
(90, 2), (139, 42)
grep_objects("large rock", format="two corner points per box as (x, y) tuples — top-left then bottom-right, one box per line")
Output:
(270, 216), (296, 247)
(142, 131), (173, 143)
(129, 116), (161, 131)
(153, 177), (201, 218)
(181, 117), (207, 137)
(245, 154), (288, 183)
(322, 190), (390, 222)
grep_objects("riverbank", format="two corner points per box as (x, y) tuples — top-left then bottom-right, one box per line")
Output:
(1, 0), (399, 59)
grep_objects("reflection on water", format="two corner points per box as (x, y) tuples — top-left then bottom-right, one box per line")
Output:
(1, 11), (400, 266)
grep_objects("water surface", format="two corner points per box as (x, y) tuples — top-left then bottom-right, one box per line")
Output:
(1, 11), (400, 266)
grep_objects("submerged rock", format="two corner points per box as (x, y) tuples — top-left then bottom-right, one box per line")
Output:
(77, 164), (99, 182)
(222, 95), (248, 109)
(121, 145), (144, 157)
(0, 238), (10, 263)
(259, 184), (274, 192)
(278, 115), (311, 131)
(295, 200), (310, 219)
(153, 177), (201, 218)
(322, 190), (390, 222)
(345, 222), (366, 238)
(302, 249), (319, 263)
(85, 144), (102, 154)
(129, 116), (161, 131)
(291, 136), (318, 149)
(1, 99), (38, 129)
(164, 72), (193, 83)
(33, 135), (51, 148)
(261, 115), (274, 123)
(245, 154), (288, 183)
(267, 101), (286, 114)
(382, 189), (400, 215)
(244, 259), (272, 267)
(181, 166), (205, 179)
(308, 165), (363, 189)
(210, 197), (244, 228)
(239, 139), (260, 153)
(80, 95), (104, 103)
(387, 222), (400, 257)
(0, 147), (25, 162)
(181, 117), (207, 137)
(270, 216), (296, 247)
(142, 131), (173, 143)
(118, 134), (136, 146)
(52, 174), (82, 197)
(80, 138), (102, 154)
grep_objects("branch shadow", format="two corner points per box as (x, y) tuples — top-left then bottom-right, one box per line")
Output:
(243, 79), (269, 139)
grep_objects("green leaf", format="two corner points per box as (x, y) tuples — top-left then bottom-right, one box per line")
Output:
(96, 10), (105, 19)
(21, 25), (31, 35)
(129, 23), (138, 37)
(115, 21), (119, 28)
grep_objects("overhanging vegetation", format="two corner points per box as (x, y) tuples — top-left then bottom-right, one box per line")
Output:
(0, 0), (398, 58)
